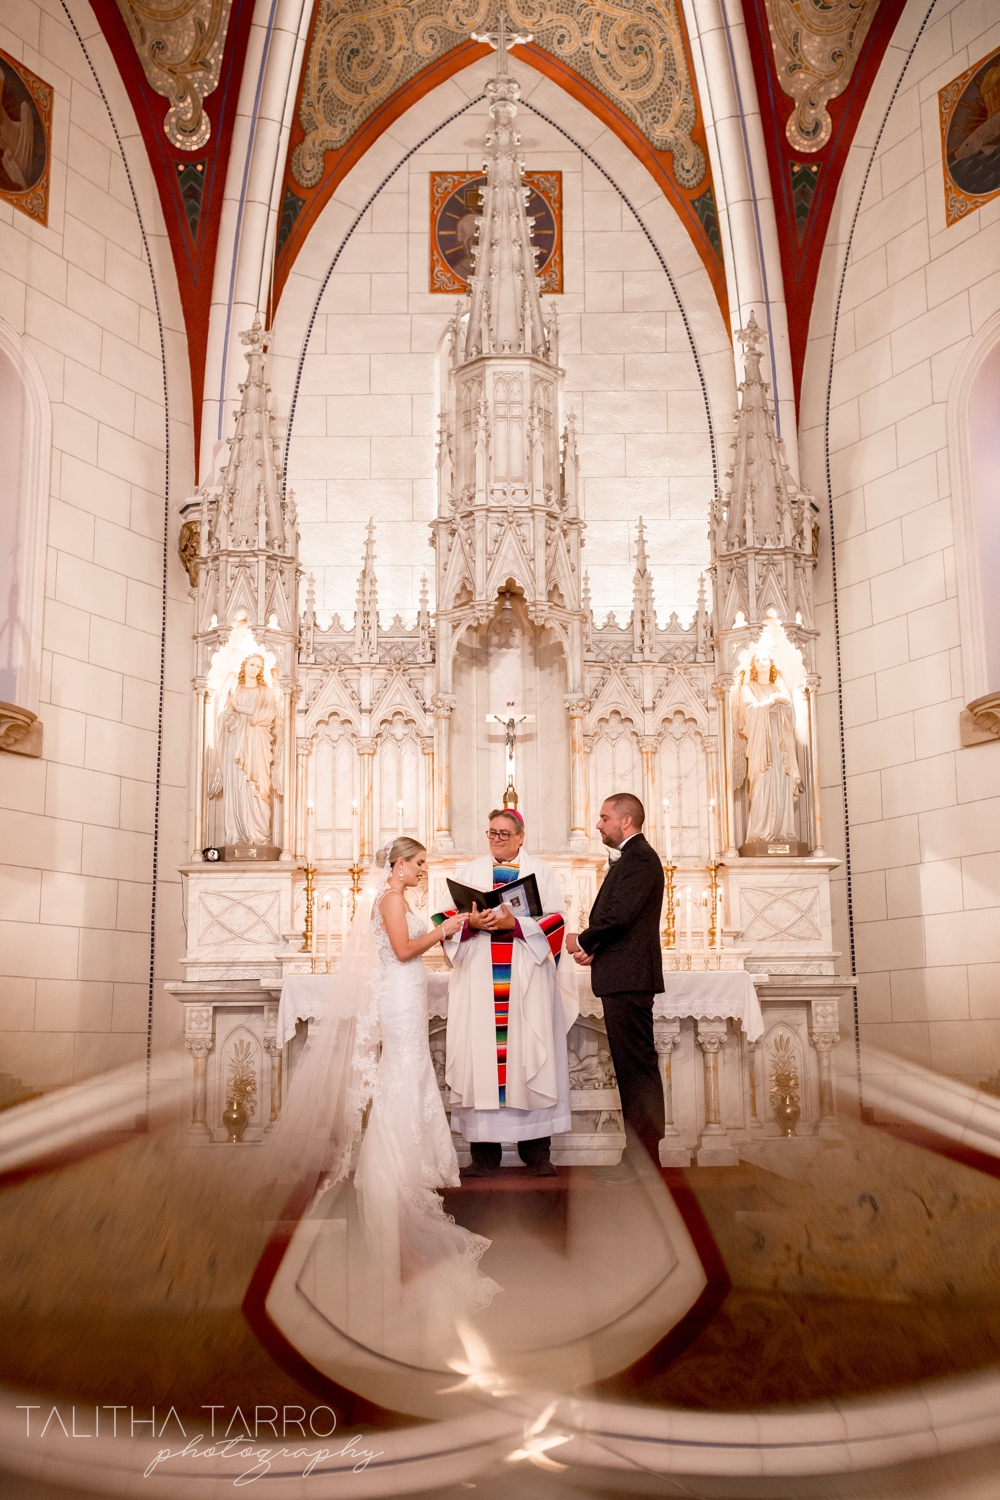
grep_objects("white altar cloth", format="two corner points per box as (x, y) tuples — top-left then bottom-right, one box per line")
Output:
(278, 972), (451, 1047)
(277, 974), (333, 1047)
(653, 971), (765, 1042)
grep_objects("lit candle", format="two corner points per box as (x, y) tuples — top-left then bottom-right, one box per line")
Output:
(306, 801), (315, 866)
(663, 797), (673, 864)
(701, 888), (710, 951)
(324, 895), (332, 972)
(708, 798), (716, 863)
(351, 799), (360, 864)
(396, 799), (404, 837)
(684, 886), (692, 950)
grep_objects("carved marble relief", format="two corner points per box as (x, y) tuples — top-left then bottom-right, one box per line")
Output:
(761, 0), (878, 153)
(114, 0), (234, 150)
(291, 0), (705, 189)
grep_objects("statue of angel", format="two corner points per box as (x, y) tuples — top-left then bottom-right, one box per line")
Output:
(731, 651), (802, 846)
(207, 654), (281, 846)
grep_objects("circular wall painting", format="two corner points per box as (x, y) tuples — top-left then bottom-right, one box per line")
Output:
(430, 170), (562, 294)
(0, 46), (51, 223)
(940, 47), (1000, 225)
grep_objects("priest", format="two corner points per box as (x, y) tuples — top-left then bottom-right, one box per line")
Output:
(443, 809), (578, 1177)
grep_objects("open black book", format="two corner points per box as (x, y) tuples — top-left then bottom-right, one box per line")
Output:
(445, 871), (543, 920)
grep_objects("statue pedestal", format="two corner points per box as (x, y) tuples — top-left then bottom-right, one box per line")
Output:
(721, 855), (841, 978)
(170, 862), (301, 1143)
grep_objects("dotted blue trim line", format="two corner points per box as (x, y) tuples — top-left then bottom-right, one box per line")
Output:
(60, 2), (170, 1121)
(218, 0), (281, 441)
(822, 0), (939, 1110)
(716, 1), (782, 435)
(282, 90), (718, 497)
(281, 94), (487, 492)
(519, 98), (718, 493)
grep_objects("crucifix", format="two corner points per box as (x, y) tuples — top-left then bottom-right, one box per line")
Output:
(472, 11), (533, 76)
(486, 700), (535, 808)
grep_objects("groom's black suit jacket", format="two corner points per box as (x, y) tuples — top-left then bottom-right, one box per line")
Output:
(578, 833), (664, 996)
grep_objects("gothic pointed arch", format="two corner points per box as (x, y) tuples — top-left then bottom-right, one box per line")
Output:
(270, 16), (725, 321)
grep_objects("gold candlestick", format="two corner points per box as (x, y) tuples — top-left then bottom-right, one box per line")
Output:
(299, 865), (317, 955)
(708, 861), (721, 949)
(663, 862), (677, 948)
(348, 861), (365, 919)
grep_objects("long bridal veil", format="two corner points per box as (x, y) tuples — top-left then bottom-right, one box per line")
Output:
(264, 869), (382, 1198)
(264, 862), (498, 1374)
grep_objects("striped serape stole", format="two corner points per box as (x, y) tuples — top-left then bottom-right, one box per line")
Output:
(489, 865), (565, 1105)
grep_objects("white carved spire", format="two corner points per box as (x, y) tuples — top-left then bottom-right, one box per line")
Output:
(195, 313), (300, 638)
(561, 408), (579, 514)
(710, 309), (817, 670)
(215, 315), (288, 554)
(632, 517), (657, 661)
(714, 311), (810, 559)
(355, 519), (379, 663)
(431, 31), (586, 719)
(417, 574), (432, 661)
(302, 572), (316, 659)
(462, 16), (548, 362)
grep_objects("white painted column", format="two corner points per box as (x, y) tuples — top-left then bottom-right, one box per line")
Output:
(654, 1017), (691, 1167)
(682, 0), (799, 475)
(566, 696), (589, 851)
(695, 1018), (740, 1165)
(199, 0), (313, 479)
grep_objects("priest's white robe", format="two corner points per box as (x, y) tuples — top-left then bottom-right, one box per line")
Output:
(444, 852), (578, 1143)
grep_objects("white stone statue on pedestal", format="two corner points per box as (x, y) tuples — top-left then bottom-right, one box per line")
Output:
(208, 653), (280, 846)
(732, 651), (801, 846)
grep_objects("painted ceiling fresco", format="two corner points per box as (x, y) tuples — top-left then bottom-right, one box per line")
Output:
(744, 0), (908, 404)
(85, 0), (923, 427)
(90, 0), (256, 430)
(272, 0), (725, 313)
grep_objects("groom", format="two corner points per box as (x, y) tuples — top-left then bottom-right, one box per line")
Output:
(443, 809), (578, 1177)
(570, 793), (665, 1163)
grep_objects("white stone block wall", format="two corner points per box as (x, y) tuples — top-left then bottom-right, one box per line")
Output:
(801, 0), (1000, 1084)
(277, 59), (732, 629)
(0, 0), (192, 1090)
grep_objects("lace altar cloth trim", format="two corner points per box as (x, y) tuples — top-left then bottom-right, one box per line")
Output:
(278, 972), (452, 1045)
(653, 971), (764, 1041)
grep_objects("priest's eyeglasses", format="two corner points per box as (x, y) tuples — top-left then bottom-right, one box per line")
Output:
(487, 830), (514, 840)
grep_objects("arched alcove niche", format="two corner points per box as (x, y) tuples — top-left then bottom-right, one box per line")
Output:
(950, 309), (1000, 742)
(273, 54), (734, 633)
(0, 318), (51, 740)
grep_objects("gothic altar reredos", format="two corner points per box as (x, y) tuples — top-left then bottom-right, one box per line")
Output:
(167, 67), (851, 1169)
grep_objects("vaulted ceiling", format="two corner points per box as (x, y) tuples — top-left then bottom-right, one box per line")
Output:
(96, 0), (911, 418)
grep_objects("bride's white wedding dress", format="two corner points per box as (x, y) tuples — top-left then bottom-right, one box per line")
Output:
(350, 898), (499, 1358)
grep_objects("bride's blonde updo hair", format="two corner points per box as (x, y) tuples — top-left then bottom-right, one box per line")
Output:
(374, 836), (426, 870)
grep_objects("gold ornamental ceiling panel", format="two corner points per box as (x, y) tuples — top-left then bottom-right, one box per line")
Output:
(291, 0), (706, 190)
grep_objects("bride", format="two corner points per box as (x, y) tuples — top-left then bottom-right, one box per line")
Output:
(268, 836), (499, 1367)
(356, 837), (501, 1329)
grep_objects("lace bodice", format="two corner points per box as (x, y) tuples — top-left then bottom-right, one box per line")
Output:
(372, 898), (426, 968)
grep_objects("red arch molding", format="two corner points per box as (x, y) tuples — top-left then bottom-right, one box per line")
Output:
(270, 39), (728, 328)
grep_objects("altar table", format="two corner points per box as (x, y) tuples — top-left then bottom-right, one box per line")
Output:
(277, 972), (451, 1047)
(653, 970), (764, 1041)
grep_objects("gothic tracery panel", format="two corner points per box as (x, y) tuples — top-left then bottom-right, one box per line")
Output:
(590, 712), (641, 808)
(314, 715), (358, 861)
(377, 713), (423, 848)
(657, 712), (709, 861)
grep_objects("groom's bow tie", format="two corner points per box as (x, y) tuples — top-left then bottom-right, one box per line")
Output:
(607, 847), (622, 865)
